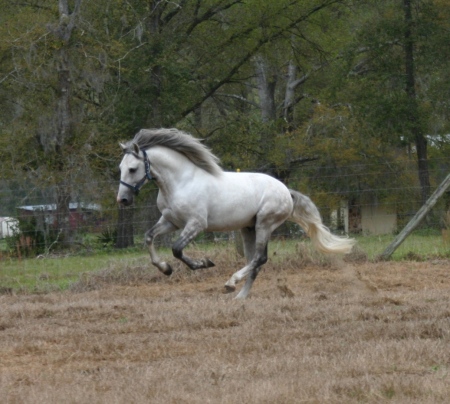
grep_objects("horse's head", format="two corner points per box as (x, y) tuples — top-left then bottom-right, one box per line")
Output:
(117, 142), (152, 206)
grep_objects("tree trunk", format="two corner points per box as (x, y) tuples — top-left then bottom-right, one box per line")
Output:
(115, 205), (134, 249)
(146, 1), (164, 127)
(255, 56), (277, 166)
(56, 186), (72, 247)
(52, 0), (82, 247)
(403, 0), (431, 206)
(56, 49), (72, 149)
(255, 56), (277, 124)
(283, 59), (297, 130)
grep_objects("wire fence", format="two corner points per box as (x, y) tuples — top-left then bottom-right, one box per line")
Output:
(1, 156), (450, 259)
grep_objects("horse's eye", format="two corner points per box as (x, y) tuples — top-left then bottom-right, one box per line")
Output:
(129, 168), (137, 174)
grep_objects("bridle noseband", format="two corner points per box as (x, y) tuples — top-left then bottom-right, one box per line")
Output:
(120, 149), (153, 196)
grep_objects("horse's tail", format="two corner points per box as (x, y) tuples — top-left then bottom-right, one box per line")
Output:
(288, 189), (356, 254)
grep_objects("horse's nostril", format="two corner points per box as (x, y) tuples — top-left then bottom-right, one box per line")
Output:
(121, 198), (128, 205)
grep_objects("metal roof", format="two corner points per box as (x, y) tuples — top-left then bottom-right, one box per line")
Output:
(17, 203), (101, 211)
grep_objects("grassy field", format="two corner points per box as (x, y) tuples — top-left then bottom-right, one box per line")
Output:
(1, 230), (449, 293)
(0, 232), (450, 293)
(0, 249), (149, 293)
(1, 244), (449, 403)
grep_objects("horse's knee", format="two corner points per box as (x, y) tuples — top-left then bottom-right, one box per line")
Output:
(144, 230), (153, 246)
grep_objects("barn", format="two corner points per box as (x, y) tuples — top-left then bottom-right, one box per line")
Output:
(16, 203), (102, 231)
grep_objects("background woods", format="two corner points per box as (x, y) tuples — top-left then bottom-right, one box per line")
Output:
(1, 0), (450, 252)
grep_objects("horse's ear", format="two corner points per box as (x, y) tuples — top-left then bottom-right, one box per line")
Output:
(119, 142), (127, 151)
(132, 142), (140, 154)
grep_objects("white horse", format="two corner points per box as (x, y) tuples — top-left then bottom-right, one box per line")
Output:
(117, 128), (355, 299)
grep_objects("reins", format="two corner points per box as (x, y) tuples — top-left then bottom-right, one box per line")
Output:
(120, 148), (153, 195)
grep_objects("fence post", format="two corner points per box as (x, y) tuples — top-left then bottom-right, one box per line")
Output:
(379, 172), (450, 260)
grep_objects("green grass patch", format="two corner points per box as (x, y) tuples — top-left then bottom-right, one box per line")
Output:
(0, 249), (165, 293)
(357, 231), (450, 260)
(269, 230), (449, 261)
(1, 230), (449, 293)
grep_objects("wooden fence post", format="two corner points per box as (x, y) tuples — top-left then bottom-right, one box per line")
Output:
(379, 173), (450, 260)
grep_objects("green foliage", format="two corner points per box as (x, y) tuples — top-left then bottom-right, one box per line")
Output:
(96, 226), (118, 247)
(284, 102), (420, 213)
(337, 0), (450, 143)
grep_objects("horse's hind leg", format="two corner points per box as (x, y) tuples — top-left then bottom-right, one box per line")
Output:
(235, 228), (268, 299)
(240, 227), (256, 262)
(224, 242), (268, 297)
(225, 227), (269, 297)
(233, 227), (260, 299)
(172, 219), (215, 270)
(145, 216), (177, 275)
(235, 264), (264, 300)
(225, 202), (291, 298)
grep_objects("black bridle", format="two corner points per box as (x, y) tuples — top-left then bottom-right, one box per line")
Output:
(120, 149), (153, 196)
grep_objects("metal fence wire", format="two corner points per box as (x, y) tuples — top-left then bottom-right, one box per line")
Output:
(1, 157), (450, 257)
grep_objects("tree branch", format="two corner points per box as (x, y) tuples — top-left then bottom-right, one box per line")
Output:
(162, 0), (189, 25)
(180, 0), (340, 119)
(186, 0), (243, 35)
(214, 93), (260, 108)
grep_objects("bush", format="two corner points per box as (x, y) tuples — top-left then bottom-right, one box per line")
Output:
(96, 226), (118, 247)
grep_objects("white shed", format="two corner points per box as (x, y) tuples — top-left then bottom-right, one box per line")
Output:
(332, 201), (397, 236)
(0, 217), (19, 238)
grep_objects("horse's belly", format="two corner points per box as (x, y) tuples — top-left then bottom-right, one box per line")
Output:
(206, 210), (257, 231)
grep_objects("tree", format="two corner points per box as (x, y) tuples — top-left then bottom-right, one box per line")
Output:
(338, 0), (450, 206)
(180, 1), (350, 179)
(402, 0), (429, 205)
(0, 0), (86, 247)
(51, 0), (83, 246)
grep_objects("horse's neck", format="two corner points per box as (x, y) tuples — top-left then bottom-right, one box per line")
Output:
(148, 146), (197, 193)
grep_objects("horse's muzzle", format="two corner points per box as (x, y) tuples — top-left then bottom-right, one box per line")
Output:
(117, 196), (133, 206)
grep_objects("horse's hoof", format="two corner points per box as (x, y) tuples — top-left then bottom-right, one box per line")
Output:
(162, 264), (173, 276)
(223, 284), (235, 294)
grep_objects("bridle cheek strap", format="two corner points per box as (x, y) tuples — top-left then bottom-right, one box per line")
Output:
(120, 149), (153, 196)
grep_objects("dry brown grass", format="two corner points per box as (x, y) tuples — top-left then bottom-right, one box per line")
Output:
(1, 247), (450, 403)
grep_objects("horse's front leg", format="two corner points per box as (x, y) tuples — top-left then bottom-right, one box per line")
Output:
(172, 220), (215, 270)
(145, 217), (178, 276)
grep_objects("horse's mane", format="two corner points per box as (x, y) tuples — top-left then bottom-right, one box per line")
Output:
(124, 128), (222, 176)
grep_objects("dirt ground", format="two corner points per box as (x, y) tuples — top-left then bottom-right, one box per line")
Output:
(1, 251), (450, 403)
